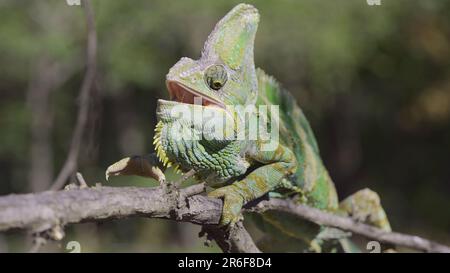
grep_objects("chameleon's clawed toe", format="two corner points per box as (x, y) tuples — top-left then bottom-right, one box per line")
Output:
(105, 154), (165, 183)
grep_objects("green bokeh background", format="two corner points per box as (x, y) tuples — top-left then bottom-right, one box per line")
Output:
(0, 0), (449, 252)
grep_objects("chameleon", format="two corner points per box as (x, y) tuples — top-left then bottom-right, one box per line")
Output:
(106, 3), (391, 252)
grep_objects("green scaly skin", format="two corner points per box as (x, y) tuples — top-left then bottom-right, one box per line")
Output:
(106, 4), (392, 252)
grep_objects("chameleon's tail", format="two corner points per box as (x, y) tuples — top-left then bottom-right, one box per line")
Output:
(339, 188), (392, 232)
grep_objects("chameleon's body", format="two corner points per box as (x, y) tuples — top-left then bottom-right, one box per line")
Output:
(107, 4), (391, 252)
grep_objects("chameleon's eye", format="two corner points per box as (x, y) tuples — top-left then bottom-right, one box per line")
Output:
(204, 64), (227, 91)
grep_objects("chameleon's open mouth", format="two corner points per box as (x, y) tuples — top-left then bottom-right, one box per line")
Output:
(166, 81), (225, 109)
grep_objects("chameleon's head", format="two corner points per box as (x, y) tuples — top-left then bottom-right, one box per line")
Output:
(166, 4), (259, 110)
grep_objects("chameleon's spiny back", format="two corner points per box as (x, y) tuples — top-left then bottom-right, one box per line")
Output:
(255, 68), (338, 210)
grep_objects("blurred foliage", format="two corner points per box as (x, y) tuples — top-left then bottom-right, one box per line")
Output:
(0, 0), (449, 252)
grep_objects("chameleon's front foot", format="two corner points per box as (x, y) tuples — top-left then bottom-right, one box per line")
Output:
(105, 154), (166, 184)
(208, 185), (244, 227)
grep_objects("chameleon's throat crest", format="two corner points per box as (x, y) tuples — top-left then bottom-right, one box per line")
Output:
(153, 121), (181, 173)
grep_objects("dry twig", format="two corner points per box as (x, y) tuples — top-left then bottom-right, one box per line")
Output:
(51, 0), (97, 190)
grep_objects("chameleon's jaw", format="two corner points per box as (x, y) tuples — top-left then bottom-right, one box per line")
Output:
(166, 80), (226, 109)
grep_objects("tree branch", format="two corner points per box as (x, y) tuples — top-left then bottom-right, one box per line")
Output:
(201, 222), (261, 253)
(250, 199), (450, 253)
(0, 183), (258, 253)
(0, 185), (217, 232)
(0, 184), (448, 253)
